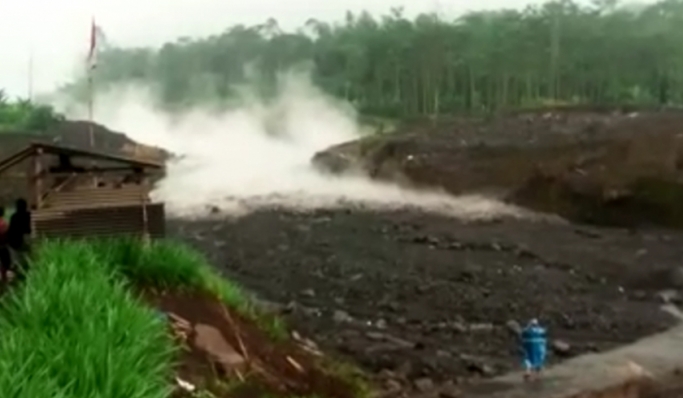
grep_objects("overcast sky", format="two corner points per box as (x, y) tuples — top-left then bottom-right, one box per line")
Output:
(0, 0), (648, 98)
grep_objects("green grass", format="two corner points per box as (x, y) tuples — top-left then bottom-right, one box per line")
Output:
(0, 237), (286, 397)
(0, 240), (176, 397)
(0, 237), (367, 397)
(317, 359), (373, 398)
(90, 237), (288, 341)
(0, 207), (11, 221)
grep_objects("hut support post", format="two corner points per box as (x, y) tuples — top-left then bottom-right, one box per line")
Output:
(141, 175), (150, 243)
(32, 147), (44, 210)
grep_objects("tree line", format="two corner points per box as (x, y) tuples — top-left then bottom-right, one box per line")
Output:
(0, 90), (65, 133)
(61, 0), (683, 117)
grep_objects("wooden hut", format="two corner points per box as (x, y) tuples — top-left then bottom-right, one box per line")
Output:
(0, 142), (165, 239)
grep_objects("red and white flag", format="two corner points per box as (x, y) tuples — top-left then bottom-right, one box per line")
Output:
(87, 17), (98, 71)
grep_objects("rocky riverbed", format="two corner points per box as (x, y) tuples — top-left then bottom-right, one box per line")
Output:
(170, 207), (683, 396)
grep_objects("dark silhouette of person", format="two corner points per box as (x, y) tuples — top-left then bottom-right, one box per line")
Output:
(7, 199), (32, 279)
(0, 207), (11, 283)
(7, 199), (31, 251)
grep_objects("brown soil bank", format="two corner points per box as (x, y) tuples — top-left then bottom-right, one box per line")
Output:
(312, 107), (683, 228)
(147, 290), (362, 398)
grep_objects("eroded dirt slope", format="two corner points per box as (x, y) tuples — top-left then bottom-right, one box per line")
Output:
(148, 290), (359, 398)
(313, 107), (683, 228)
(170, 208), (683, 394)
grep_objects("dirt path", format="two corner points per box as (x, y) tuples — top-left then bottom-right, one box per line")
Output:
(170, 207), (683, 394)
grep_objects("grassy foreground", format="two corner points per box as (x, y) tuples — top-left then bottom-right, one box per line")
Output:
(0, 238), (285, 397)
(91, 238), (287, 339)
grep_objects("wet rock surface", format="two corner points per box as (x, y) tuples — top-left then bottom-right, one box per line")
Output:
(170, 207), (683, 392)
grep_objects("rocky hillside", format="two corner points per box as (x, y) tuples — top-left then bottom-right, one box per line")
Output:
(313, 107), (683, 228)
(0, 120), (166, 161)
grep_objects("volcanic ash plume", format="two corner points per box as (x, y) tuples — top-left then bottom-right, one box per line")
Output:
(67, 73), (538, 221)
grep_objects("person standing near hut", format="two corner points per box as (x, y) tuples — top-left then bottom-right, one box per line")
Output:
(7, 199), (32, 280)
(0, 207), (11, 283)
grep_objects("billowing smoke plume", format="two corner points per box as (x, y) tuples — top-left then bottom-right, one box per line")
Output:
(57, 72), (535, 220)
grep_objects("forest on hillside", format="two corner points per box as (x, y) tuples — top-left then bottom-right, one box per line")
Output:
(0, 90), (65, 133)
(62, 0), (683, 116)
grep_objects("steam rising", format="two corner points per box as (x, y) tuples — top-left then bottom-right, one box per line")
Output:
(60, 73), (535, 220)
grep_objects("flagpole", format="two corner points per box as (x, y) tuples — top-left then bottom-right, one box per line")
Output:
(88, 16), (97, 187)
(88, 71), (94, 149)
(88, 16), (95, 151)
(28, 50), (34, 103)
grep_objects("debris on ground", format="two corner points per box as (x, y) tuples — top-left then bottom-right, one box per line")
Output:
(149, 291), (363, 398)
(170, 208), (683, 391)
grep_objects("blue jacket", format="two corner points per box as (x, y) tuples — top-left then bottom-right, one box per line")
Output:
(522, 325), (547, 347)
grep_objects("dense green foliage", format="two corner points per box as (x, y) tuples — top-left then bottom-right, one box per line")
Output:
(0, 240), (175, 398)
(62, 0), (683, 116)
(0, 90), (65, 132)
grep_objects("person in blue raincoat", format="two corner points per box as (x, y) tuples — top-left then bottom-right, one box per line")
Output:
(521, 318), (547, 380)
